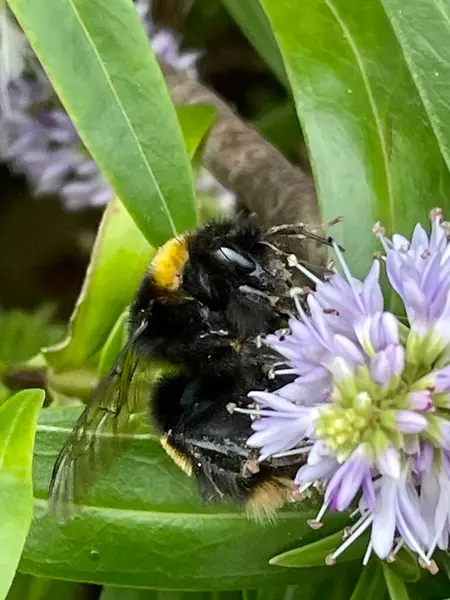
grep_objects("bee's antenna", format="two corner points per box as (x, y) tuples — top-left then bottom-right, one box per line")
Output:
(264, 218), (344, 252)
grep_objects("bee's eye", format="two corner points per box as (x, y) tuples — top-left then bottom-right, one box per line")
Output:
(213, 247), (255, 271)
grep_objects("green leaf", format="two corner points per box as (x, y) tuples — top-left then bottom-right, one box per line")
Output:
(7, 0), (197, 245)
(382, 564), (411, 600)
(0, 307), (62, 365)
(380, 0), (450, 173)
(22, 406), (337, 590)
(0, 389), (45, 600)
(176, 105), (217, 160)
(269, 529), (368, 568)
(6, 573), (87, 600)
(349, 561), (386, 600)
(101, 591), (244, 600)
(257, 0), (450, 277)
(97, 310), (128, 378)
(43, 198), (154, 372)
(388, 548), (420, 583)
(222, 0), (286, 84)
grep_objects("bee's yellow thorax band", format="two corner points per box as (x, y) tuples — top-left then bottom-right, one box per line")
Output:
(150, 237), (189, 291)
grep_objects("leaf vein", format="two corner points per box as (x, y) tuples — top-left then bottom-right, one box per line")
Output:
(64, 0), (177, 236)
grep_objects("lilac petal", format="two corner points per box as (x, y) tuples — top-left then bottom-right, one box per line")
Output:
(416, 443), (434, 473)
(421, 251), (442, 298)
(441, 450), (450, 479)
(294, 457), (338, 485)
(436, 418), (450, 448)
(395, 410), (428, 434)
(420, 469), (440, 539)
(410, 224), (429, 252)
(334, 461), (367, 511)
(397, 482), (430, 546)
(407, 391), (433, 411)
(403, 278), (426, 317)
(435, 471), (450, 550)
(288, 318), (314, 344)
(429, 219), (446, 252)
(370, 351), (390, 386)
(247, 421), (302, 452)
(386, 250), (405, 297)
(387, 344), (405, 376)
(248, 391), (302, 413)
(379, 313), (400, 347)
(392, 233), (411, 252)
(362, 476), (376, 512)
(376, 447), (401, 479)
(362, 260), (383, 313)
(371, 476), (397, 558)
(333, 334), (365, 365)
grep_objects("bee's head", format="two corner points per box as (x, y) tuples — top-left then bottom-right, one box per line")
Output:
(181, 217), (288, 331)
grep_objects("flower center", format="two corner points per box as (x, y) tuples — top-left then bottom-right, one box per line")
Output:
(316, 406), (369, 454)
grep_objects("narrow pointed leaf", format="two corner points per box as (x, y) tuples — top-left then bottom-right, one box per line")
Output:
(257, 0), (450, 277)
(350, 562), (386, 600)
(176, 105), (217, 159)
(388, 548), (420, 583)
(22, 406), (333, 589)
(269, 529), (368, 568)
(97, 310), (129, 378)
(43, 198), (154, 372)
(7, 0), (197, 245)
(222, 0), (286, 84)
(0, 389), (45, 600)
(382, 564), (411, 600)
(41, 103), (214, 373)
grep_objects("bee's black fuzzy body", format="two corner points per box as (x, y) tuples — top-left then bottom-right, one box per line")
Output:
(127, 216), (296, 516)
(49, 215), (325, 520)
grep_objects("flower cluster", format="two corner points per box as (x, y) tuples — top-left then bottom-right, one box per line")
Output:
(0, 2), (234, 212)
(239, 209), (450, 570)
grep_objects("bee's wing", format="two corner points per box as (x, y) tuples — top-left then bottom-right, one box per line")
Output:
(49, 340), (145, 522)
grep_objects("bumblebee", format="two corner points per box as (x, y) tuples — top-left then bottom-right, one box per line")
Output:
(49, 215), (330, 520)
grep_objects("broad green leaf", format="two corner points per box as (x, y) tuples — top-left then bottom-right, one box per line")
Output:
(7, 0), (197, 245)
(22, 406), (338, 590)
(257, 0), (450, 277)
(222, 0), (286, 84)
(380, 0), (450, 172)
(349, 562), (386, 600)
(101, 590), (244, 600)
(382, 564), (411, 600)
(269, 529), (367, 568)
(43, 198), (154, 372)
(0, 389), (45, 600)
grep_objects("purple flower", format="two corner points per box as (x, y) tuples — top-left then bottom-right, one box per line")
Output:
(234, 212), (450, 571)
(376, 212), (450, 345)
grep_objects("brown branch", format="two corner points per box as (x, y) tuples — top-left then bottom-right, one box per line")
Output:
(162, 64), (323, 264)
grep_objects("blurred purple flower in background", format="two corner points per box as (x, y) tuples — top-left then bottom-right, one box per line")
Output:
(0, 1), (234, 214)
(234, 211), (450, 571)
